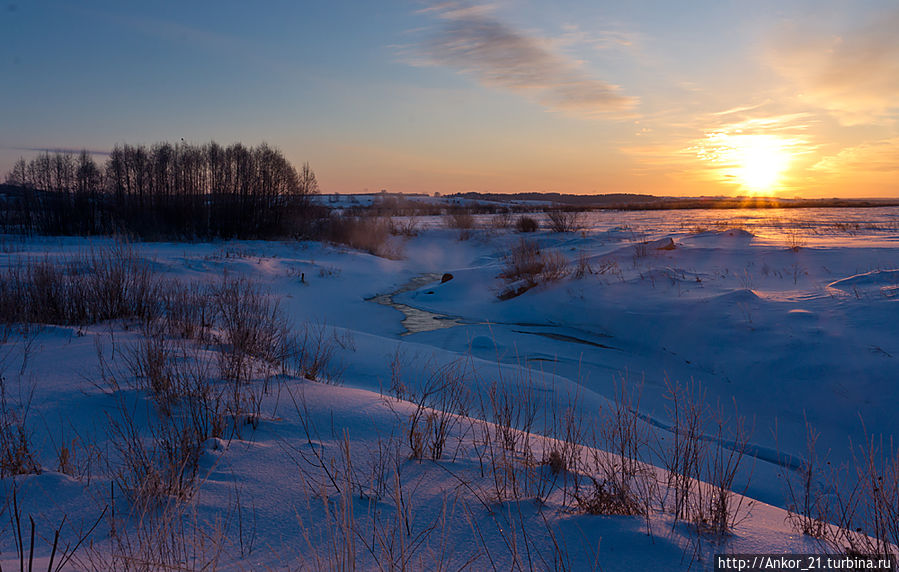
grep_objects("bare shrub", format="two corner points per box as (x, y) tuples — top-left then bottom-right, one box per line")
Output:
(544, 449), (566, 475)
(696, 402), (752, 536)
(389, 216), (419, 237)
(86, 497), (225, 571)
(499, 239), (568, 288)
(288, 390), (453, 569)
(84, 242), (162, 324)
(390, 351), (472, 466)
(786, 229), (806, 252)
(168, 341), (228, 443)
(585, 379), (655, 517)
(0, 243), (162, 327)
(212, 276), (290, 383)
(659, 379), (752, 536)
(107, 395), (202, 513)
(446, 211), (476, 241)
(492, 211), (513, 229)
(539, 250), (569, 283)
(162, 282), (213, 342)
(125, 329), (178, 414)
(20, 258), (68, 324)
(633, 241), (650, 259)
(446, 211), (476, 230)
(546, 209), (582, 233)
(0, 375), (40, 477)
(475, 371), (543, 502)
(282, 322), (349, 383)
(575, 479), (645, 516)
(785, 420), (830, 539)
(515, 216), (538, 233)
(659, 378), (706, 524)
(390, 358), (471, 462)
(325, 214), (401, 259)
(573, 251), (593, 279)
(825, 434), (899, 559)
(543, 391), (588, 506)
(499, 240), (543, 286)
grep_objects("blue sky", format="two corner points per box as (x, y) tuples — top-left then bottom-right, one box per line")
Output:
(2, 1), (898, 196)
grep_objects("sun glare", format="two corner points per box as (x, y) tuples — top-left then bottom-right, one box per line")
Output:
(733, 136), (790, 192)
(697, 133), (793, 194)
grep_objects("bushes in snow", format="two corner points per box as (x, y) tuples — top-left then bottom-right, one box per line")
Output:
(515, 215), (539, 233)
(0, 375), (40, 478)
(545, 209), (582, 233)
(0, 242), (161, 327)
(785, 422), (899, 561)
(499, 238), (568, 291)
(323, 214), (402, 259)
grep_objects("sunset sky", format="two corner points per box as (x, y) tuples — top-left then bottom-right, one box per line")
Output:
(2, 1), (898, 197)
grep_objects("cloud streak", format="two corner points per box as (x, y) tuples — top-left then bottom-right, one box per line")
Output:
(406, 2), (637, 116)
(812, 138), (899, 174)
(2, 145), (112, 156)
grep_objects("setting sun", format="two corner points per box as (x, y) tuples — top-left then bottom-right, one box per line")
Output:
(734, 135), (791, 192)
(695, 133), (795, 193)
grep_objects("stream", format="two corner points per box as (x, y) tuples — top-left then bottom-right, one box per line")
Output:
(367, 274), (797, 475)
(367, 273), (462, 335)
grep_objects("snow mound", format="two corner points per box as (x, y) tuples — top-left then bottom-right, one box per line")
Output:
(638, 267), (694, 285)
(714, 288), (761, 303)
(690, 228), (755, 241)
(721, 228), (754, 238)
(470, 335), (497, 350)
(647, 237), (676, 250)
(827, 269), (899, 295)
(787, 308), (817, 320)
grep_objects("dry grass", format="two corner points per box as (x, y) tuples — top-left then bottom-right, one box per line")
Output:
(491, 211), (513, 229)
(658, 379), (753, 536)
(785, 419), (830, 539)
(0, 375), (40, 478)
(499, 239), (568, 289)
(446, 211), (476, 230)
(573, 251), (593, 279)
(515, 215), (539, 233)
(0, 242), (162, 327)
(787, 422), (899, 560)
(389, 216), (419, 237)
(325, 214), (402, 259)
(545, 210), (582, 233)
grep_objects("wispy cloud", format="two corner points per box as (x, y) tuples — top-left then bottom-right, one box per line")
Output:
(623, 107), (819, 193)
(767, 8), (899, 126)
(2, 145), (112, 156)
(403, 2), (637, 117)
(812, 138), (899, 174)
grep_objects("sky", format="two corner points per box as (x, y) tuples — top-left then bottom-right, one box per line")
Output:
(1, 1), (898, 198)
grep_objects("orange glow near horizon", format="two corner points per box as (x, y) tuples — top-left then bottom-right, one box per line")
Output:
(694, 133), (796, 195)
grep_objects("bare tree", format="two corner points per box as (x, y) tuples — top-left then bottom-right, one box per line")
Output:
(298, 161), (319, 200)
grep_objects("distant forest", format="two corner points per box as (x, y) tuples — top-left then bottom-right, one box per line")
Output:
(2, 142), (319, 238)
(449, 191), (899, 210)
(448, 192), (662, 207)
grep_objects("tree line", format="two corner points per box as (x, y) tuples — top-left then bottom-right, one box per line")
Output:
(2, 141), (320, 238)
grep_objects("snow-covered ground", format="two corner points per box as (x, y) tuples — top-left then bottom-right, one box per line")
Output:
(1, 206), (898, 570)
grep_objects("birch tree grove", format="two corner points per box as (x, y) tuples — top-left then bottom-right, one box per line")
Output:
(1, 142), (319, 238)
